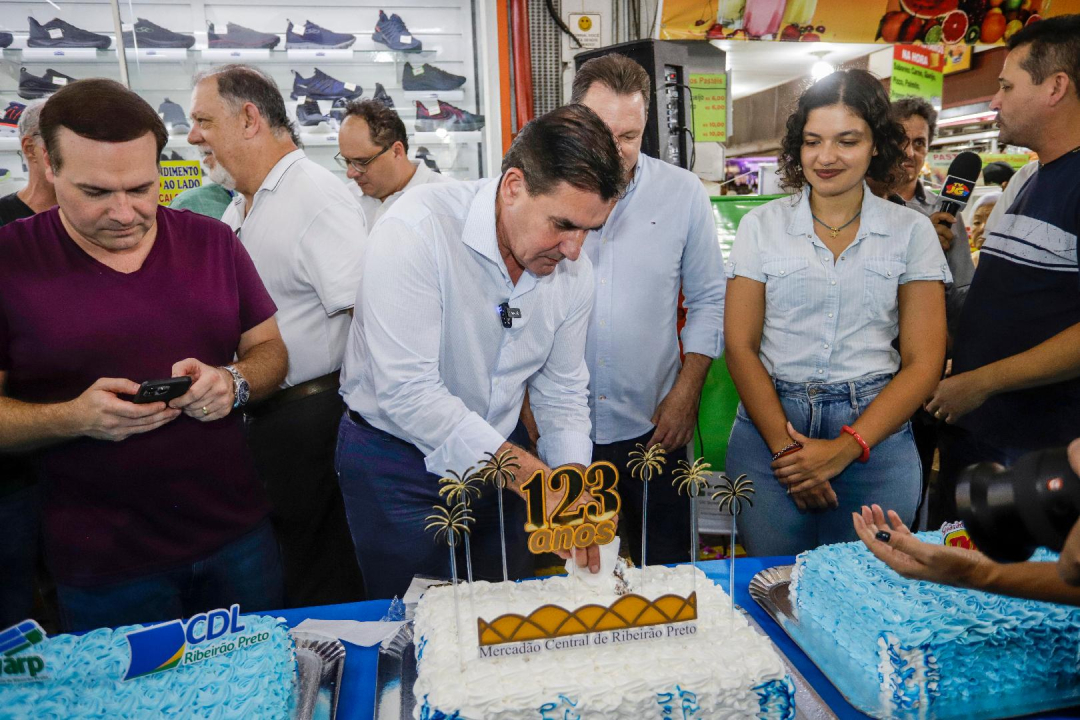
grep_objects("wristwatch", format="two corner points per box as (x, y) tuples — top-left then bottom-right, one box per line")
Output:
(222, 365), (250, 409)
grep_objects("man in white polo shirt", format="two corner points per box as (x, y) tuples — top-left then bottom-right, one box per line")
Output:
(337, 99), (451, 228)
(188, 64), (366, 607)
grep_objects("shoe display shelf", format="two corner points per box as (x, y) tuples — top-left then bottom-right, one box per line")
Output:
(0, 0), (499, 183)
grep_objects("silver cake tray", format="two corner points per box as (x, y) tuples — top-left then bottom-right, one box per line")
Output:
(373, 606), (834, 720)
(749, 564), (1080, 720)
(291, 630), (346, 720)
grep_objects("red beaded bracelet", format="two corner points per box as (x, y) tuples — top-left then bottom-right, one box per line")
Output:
(841, 425), (870, 463)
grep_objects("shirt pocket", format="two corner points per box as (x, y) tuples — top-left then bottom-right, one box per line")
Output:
(762, 257), (810, 315)
(863, 259), (905, 323)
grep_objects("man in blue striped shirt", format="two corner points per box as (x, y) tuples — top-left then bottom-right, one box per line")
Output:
(573, 55), (726, 565)
(927, 15), (1080, 514)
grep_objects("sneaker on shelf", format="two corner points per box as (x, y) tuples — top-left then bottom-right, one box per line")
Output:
(123, 18), (195, 49)
(207, 22), (280, 50)
(371, 10), (422, 53)
(403, 62), (466, 92)
(286, 19), (355, 49)
(296, 98), (330, 127)
(415, 146), (441, 174)
(17, 67), (74, 100)
(414, 100), (484, 132)
(0, 32), (13, 48)
(0, 102), (26, 136)
(291, 68), (361, 101)
(159, 98), (190, 134)
(169, 151), (183, 161)
(373, 83), (395, 110)
(28, 17), (111, 50)
(329, 97), (348, 125)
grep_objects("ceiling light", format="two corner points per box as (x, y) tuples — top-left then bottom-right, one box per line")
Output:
(810, 51), (833, 82)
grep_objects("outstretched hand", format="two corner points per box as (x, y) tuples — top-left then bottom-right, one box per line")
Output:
(852, 504), (992, 589)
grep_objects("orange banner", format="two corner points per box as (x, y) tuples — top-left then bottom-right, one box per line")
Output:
(660, 0), (1080, 44)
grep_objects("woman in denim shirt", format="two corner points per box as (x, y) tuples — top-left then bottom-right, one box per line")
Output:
(724, 70), (951, 556)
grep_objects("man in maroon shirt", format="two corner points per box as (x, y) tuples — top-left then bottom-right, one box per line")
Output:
(0, 79), (289, 632)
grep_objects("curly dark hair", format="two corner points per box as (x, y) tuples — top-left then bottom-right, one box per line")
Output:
(778, 69), (907, 193)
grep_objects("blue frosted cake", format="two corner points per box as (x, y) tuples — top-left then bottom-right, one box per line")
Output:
(793, 534), (1080, 719)
(0, 613), (295, 718)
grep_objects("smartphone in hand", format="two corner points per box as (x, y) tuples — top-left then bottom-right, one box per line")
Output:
(130, 377), (192, 405)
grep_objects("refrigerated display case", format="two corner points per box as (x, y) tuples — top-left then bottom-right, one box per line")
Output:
(0, 0), (503, 191)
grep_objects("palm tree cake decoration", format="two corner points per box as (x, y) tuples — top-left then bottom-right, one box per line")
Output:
(478, 449), (520, 582)
(710, 473), (755, 615)
(627, 442), (667, 572)
(672, 457), (714, 591)
(425, 496), (473, 653)
(438, 468), (483, 584)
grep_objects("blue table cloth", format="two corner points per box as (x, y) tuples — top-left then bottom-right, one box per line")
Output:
(268, 557), (1080, 720)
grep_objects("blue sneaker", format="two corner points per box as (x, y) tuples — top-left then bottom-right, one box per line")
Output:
(371, 10), (422, 53)
(0, 102), (26, 136)
(28, 17), (111, 50)
(373, 83), (395, 110)
(285, 20), (356, 49)
(296, 98), (330, 127)
(290, 68), (362, 101)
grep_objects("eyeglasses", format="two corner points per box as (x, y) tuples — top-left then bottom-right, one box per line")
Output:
(334, 146), (390, 173)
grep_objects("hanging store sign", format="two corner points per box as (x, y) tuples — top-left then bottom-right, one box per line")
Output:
(890, 44), (944, 107)
(690, 73), (728, 143)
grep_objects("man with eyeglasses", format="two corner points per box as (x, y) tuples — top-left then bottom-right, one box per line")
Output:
(337, 99), (451, 228)
(187, 64), (367, 608)
(0, 100), (55, 227)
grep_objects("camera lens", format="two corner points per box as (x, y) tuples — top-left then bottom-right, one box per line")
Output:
(957, 447), (1080, 563)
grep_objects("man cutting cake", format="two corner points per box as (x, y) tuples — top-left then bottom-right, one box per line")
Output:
(336, 104), (626, 599)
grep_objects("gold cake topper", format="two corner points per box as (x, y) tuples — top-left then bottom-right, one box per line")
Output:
(522, 461), (621, 555)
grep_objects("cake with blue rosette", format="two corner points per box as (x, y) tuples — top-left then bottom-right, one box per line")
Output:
(411, 565), (796, 719)
(792, 533), (1080, 719)
(0, 613), (295, 718)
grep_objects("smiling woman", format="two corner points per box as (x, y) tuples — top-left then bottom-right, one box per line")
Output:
(722, 68), (950, 557)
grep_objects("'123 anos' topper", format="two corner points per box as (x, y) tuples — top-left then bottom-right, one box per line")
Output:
(522, 461), (621, 555)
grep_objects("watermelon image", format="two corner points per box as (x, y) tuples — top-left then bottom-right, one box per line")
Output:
(900, 0), (960, 18)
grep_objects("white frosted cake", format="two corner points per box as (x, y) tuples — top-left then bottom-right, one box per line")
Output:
(412, 566), (795, 719)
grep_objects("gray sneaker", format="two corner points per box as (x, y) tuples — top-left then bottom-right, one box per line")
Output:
(159, 98), (190, 134)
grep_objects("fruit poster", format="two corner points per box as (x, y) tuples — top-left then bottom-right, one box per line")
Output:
(890, 45), (944, 106)
(659, 0), (1078, 44)
(690, 73), (728, 142)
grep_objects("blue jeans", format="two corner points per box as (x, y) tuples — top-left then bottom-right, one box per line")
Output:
(335, 412), (531, 600)
(56, 518), (282, 632)
(727, 374), (921, 557)
(0, 484), (41, 628)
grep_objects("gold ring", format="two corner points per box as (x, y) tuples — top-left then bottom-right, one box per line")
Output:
(201, 406), (209, 416)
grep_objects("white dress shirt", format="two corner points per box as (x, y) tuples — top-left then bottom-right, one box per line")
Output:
(339, 178), (594, 477)
(347, 161), (452, 228)
(725, 183), (951, 383)
(222, 149), (368, 387)
(583, 153), (726, 444)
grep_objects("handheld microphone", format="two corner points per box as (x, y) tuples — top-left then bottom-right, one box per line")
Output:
(935, 151), (983, 219)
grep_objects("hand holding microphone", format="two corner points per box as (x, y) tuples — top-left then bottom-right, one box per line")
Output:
(932, 151), (983, 252)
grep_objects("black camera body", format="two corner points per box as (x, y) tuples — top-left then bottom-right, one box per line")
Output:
(956, 446), (1080, 563)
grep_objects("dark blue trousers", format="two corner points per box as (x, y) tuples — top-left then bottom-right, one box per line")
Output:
(335, 412), (531, 600)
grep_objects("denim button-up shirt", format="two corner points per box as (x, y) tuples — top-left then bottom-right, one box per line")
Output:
(725, 183), (951, 383)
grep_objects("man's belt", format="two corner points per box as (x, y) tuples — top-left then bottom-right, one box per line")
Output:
(247, 371), (340, 417)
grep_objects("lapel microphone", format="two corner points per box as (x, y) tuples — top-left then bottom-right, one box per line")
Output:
(499, 302), (521, 328)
